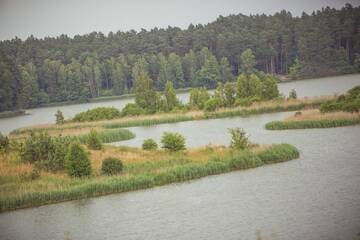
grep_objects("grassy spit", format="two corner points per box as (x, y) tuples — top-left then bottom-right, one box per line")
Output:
(9, 96), (333, 136)
(265, 109), (360, 130)
(0, 144), (299, 212)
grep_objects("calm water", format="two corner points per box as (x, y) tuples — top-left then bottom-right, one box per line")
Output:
(0, 112), (359, 240)
(0, 74), (359, 135)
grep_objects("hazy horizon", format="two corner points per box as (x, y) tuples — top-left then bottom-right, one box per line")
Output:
(0, 0), (358, 41)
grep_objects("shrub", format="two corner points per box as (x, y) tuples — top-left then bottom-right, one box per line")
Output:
(20, 131), (54, 164)
(229, 128), (250, 150)
(204, 98), (220, 112)
(142, 138), (158, 150)
(37, 137), (72, 171)
(121, 103), (145, 116)
(65, 142), (92, 177)
(73, 107), (121, 122)
(0, 132), (9, 151)
(161, 132), (186, 152)
(101, 157), (123, 175)
(87, 129), (102, 150)
(55, 110), (64, 125)
(288, 89), (297, 99)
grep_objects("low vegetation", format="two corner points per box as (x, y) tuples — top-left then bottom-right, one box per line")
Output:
(0, 142), (299, 212)
(142, 139), (158, 150)
(161, 132), (186, 152)
(0, 127), (301, 212)
(265, 109), (360, 130)
(101, 157), (123, 175)
(265, 86), (360, 130)
(320, 86), (360, 113)
(73, 107), (121, 122)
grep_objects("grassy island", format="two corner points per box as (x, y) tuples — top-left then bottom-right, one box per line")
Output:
(0, 142), (299, 212)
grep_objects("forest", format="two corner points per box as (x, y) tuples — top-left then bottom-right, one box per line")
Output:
(0, 3), (360, 112)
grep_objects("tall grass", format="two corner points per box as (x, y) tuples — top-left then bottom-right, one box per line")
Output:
(70, 129), (135, 143)
(265, 118), (360, 130)
(103, 115), (195, 129)
(0, 144), (299, 212)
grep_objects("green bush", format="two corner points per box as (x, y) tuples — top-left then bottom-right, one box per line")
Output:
(229, 128), (250, 150)
(161, 132), (186, 152)
(0, 132), (9, 151)
(73, 107), (121, 122)
(87, 129), (102, 150)
(20, 132), (72, 171)
(121, 103), (145, 116)
(204, 98), (220, 112)
(142, 138), (158, 150)
(320, 86), (360, 113)
(20, 131), (54, 164)
(65, 142), (92, 177)
(101, 157), (123, 175)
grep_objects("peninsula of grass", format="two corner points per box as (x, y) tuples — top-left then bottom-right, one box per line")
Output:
(0, 110), (27, 119)
(9, 96), (334, 136)
(265, 109), (360, 130)
(70, 128), (135, 144)
(0, 143), (299, 212)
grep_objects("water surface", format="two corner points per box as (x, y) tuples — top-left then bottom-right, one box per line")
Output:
(0, 111), (359, 240)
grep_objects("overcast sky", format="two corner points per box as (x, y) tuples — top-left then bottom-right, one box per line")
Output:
(0, 0), (358, 40)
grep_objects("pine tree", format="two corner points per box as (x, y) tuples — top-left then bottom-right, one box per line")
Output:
(164, 81), (179, 111)
(19, 62), (40, 108)
(219, 57), (234, 83)
(239, 49), (256, 76)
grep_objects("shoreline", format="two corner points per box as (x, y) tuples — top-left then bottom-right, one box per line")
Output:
(0, 144), (299, 213)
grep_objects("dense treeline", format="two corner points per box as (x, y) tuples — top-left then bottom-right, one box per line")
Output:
(1, 4), (360, 111)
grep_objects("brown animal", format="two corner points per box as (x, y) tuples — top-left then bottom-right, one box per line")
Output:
(294, 111), (302, 117)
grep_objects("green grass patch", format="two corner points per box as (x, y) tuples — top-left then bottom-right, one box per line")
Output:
(70, 129), (135, 143)
(0, 144), (299, 212)
(265, 118), (360, 130)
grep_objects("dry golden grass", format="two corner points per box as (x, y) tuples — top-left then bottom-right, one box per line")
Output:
(285, 109), (360, 121)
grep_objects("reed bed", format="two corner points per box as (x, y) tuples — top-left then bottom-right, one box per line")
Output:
(70, 129), (136, 144)
(0, 144), (299, 212)
(265, 109), (360, 130)
(265, 118), (360, 130)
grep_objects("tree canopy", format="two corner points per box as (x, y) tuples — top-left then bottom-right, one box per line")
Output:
(0, 4), (359, 112)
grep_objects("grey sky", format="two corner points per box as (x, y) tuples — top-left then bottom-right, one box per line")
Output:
(0, 0), (358, 40)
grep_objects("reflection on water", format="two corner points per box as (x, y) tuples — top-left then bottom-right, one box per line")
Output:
(0, 74), (360, 135)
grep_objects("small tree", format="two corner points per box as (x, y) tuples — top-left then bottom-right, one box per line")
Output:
(288, 89), (297, 99)
(55, 110), (64, 125)
(101, 157), (123, 175)
(65, 142), (92, 177)
(229, 128), (250, 150)
(161, 132), (186, 152)
(87, 129), (102, 150)
(142, 138), (158, 150)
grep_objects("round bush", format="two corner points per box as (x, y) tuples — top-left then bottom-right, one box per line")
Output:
(101, 157), (123, 175)
(142, 138), (158, 150)
(121, 103), (145, 116)
(161, 132), (186, 152)
(65, 142), (92, 177)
